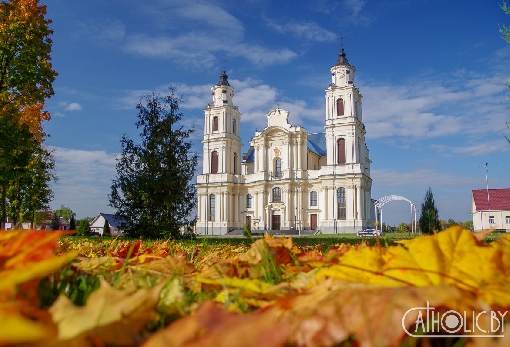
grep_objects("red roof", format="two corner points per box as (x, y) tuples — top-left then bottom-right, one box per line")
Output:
(472, 188), (510, 211)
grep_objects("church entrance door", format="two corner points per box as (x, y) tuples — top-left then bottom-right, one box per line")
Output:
(271, 215), (280, 230)
(310, 214), (317, 230)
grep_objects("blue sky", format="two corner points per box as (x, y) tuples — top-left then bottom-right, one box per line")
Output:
(41, 0), (510, 226)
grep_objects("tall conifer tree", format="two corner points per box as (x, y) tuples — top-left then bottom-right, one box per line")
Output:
(109, 88), (198, 238)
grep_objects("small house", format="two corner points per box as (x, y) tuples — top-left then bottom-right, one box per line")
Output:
(90, 213), (126, 236)
(471, 188), (510, 232)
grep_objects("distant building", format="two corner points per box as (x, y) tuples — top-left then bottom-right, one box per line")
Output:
(471, 188), (510, 232)
(195, 47), (373, 235)
(90, 213), (126, 236)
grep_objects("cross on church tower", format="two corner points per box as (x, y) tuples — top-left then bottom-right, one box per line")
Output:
(221, 58), (227, 71)
(338, 34), (346, 49)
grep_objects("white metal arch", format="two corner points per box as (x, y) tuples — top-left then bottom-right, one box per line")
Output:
(374, 195), (417, 234)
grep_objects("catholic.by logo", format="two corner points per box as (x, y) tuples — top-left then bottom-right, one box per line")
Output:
(402, 302), (507, 338)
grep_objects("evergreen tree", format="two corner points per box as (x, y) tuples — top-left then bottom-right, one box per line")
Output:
(77, 219), (90, 236)
(51, 213), (59, 230)
(69, 214), (76, 230)
(109, 88), (198, 239)
(103, 218), (110, 236)
(419, 187), (441, 234)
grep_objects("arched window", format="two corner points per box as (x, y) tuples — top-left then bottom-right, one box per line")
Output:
(233, 153), (237, 174)
(272, 187), (281, 202)
(274, 158), (282, 177)
(337, 138), (346, 164)
(212, 116), (218, 131)
(211, 151), (218, 173)
(246, 194), (252, 208)
(310, 191), (318, 206)
(336, 98), (344, 116)
(209, 194), (215, 221)
(232, 118), (236, 135)
(337, 188), (346, 220)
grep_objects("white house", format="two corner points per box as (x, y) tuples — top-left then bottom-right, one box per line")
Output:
(90, 213), (126, 236)
(195, 47), (373, 235)
(472, 188), (510, 232)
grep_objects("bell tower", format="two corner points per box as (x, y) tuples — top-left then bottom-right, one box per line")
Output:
(324, 48), (366, 166)
(202, 71), (243, 175)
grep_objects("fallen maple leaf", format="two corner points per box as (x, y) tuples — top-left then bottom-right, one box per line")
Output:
(48, 277), (163, 346)
(142, 301), (289, 347)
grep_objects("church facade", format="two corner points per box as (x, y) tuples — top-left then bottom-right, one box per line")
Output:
(195, 48), (373, 235)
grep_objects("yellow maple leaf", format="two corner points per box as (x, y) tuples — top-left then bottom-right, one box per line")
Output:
(48, 278), (163, 346)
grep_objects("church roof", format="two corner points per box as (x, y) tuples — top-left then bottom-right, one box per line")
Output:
(307, 132), (327, 156)
(243, 146), (255, 162)
(217, 71), (230, 86)
(472, 188), (510, 211)
(336, 48), (350, 66)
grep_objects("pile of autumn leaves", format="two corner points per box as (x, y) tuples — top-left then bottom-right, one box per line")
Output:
(1, 227), (510, 347)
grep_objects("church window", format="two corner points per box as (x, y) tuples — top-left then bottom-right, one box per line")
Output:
(233, 153), (237, 174)
(489, 216), (495, 224)
(336, 98), (344, 116)
(337, 138), (346, 164)
(209, 194), (215, 221)
(233, 119), (236, 135)
(211, 151), (218, 173)
(274, 158), (282, 177)
(272, 187), (282, 203)
(212, 116), (218, 131)
(246, 194), (252, 208)
(337, 188), (346, 220)
(310, 191), (318, 206)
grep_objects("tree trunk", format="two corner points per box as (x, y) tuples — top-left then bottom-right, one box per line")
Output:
(1, 185), (6, 230)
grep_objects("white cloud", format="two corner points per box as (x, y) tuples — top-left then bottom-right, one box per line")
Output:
(372, 168), (475, 187)
(74, 18), (126, 46)
(265, 19), (336, 42)
(65, 103), (82, 111)
(50, 147), (118, 219)
(431, 140), (510, 156)
(361, 69), (509, 140)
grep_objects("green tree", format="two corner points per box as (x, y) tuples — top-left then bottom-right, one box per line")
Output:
(419, 187), (441, 234)
(396, 222), (411, 233)
(77, 219), (90, 236)
(69, 214), (76, 230)
(0, 115), (36, 228)
(103, 218), (110, 236)
(0, 0), (58, 108)
(54, 205), (74, 222)
(462, 220), (474, 231)
(6, 145), (56, 228)
(109, 88), (198, 239)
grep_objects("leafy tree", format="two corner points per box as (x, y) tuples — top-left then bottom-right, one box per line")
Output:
(54, 205), (74, 222)
(6, 145), (56, 228)
(419, 187), (441, 234)
(462, 220), (474, 231)
(109, 88), (198, 239)
(0, 0), (58, 109)
(77, 219), (90, 236)
(69, 214), (76, 230)
(103, 218), (110, 237)
(0, 115), (36, 227)
(397, 222), (411, 233)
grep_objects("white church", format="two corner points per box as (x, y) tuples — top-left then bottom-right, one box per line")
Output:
(195, 48), (373, 235)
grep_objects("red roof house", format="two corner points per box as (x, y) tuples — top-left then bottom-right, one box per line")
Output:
(471, 188), (510, 231)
